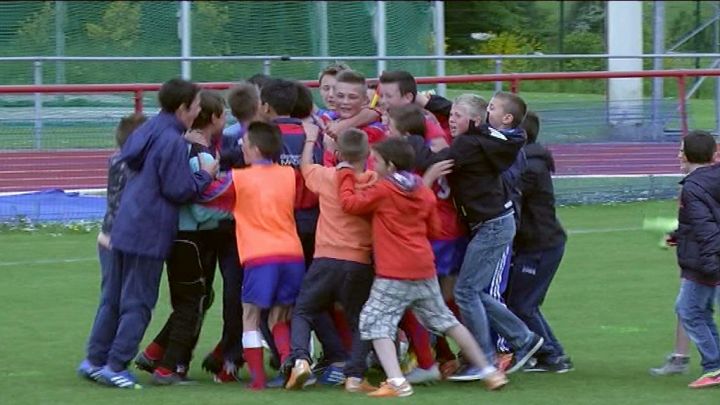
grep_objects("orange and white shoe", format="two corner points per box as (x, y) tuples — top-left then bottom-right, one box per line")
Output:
(367, 379), (413, 398)
(688, 370), (720, 389)
(285, 359), (312, 390)
(345, 377), (378, 393)
(483, 370), (509, 391)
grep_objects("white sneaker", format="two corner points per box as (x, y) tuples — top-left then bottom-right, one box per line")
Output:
(405, 364), (441, 385)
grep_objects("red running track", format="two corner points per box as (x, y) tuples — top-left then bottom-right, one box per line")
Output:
(0, 143), (683, 193)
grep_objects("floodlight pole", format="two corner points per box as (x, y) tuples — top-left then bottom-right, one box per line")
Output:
(318, 1), (329, 64)
(180, 1), (191, 80)
(55, 1), (66, 87)
(433, 1), (446, 97)
(376, 1), (386, 76)
(652, 0), (664, 140)
(716, 2), (720, 134)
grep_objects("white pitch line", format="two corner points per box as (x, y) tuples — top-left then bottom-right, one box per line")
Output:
(567, 226), (642, 235)
(0, 257), (96, 267)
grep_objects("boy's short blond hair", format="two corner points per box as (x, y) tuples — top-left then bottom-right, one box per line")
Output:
(453, 94), (488, 123)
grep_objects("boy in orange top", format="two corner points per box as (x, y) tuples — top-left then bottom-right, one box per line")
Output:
(232, 121), (305, 390)
(284, 128), (378, 393)
(337, 138), (507, 397)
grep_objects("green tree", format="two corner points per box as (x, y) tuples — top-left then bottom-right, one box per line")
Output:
(15, 2), (54, 54)
(566, 1), (606, 34)
(193, 2), (231, 56)
(85, 1), (141, 51)
(476, 32), (543, 73)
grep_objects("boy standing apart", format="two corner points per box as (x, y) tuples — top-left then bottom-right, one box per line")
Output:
(233, 122), (306, 390)
(674, 130), (720, 388)
(338, 138), (507, 397)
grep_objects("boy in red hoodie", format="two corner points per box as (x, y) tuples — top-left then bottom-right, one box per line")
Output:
(337, 138), (507, 397)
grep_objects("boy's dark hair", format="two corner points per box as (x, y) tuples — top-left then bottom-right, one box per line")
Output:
(116, 113), (147, 148)
(291, 81), (314, 119)
(337, 128), (369, 163)
(192, 90), (225, 130)
(158, 78), (201, 113)
(379, 70), (417, 101)
(494, 91), (527, 127)
(318, 62), (351, 82)
(261, 79), (298, 116)
(683, 130), (717, 164)
(521, 111), (540, 144)
(388, 104), (426, 137)
(372, 138), (415, 172)
(228, 81), (260, 123)
(247, 121), (282, 159)
(335, 69), (367, 87)
(247, 73), (272, 90)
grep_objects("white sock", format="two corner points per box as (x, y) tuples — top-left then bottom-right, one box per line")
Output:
(241, 331), (263, 349)
(388, 377), (407, 386)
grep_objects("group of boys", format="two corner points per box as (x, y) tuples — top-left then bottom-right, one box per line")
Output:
(76, 64), (574, 397)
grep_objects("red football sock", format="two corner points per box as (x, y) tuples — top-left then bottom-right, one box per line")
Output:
(144, 341), (165, 361)
(434, 335), (456, 363)
(400, 311), (435, 370)
(243, 347), (265, 389)
(447, 299), (462, 321)
(154, 366), (173, 377)
(331, 308), (353, 352)
(271, 321), (291, 364)
(212, 342), (223, 359)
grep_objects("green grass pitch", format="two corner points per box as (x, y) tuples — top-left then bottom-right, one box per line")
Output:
(0, 200), (717, 404)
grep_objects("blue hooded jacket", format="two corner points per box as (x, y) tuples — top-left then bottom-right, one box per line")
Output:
(110, 111), (213, 259)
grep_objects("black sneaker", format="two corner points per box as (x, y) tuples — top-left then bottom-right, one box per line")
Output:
(134, 352), (157, 375)
(524, 356), (574, 373)
(506, 334), (544, 374)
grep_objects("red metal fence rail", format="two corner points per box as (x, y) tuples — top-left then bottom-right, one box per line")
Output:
(2, 69), (720, 135)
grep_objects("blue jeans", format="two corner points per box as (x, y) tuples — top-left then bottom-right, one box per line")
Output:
(507, 243), (566, 363)
(676, 278), (720, 373)
(454, 212), (533, 364)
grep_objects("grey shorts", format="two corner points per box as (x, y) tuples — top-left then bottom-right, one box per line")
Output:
(359, 277), (460, 340)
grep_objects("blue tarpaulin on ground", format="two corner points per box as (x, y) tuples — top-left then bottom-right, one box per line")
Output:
(0, 189), (105, 223)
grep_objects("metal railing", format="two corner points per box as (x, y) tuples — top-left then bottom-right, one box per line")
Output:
(2, 68), (719, 139)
